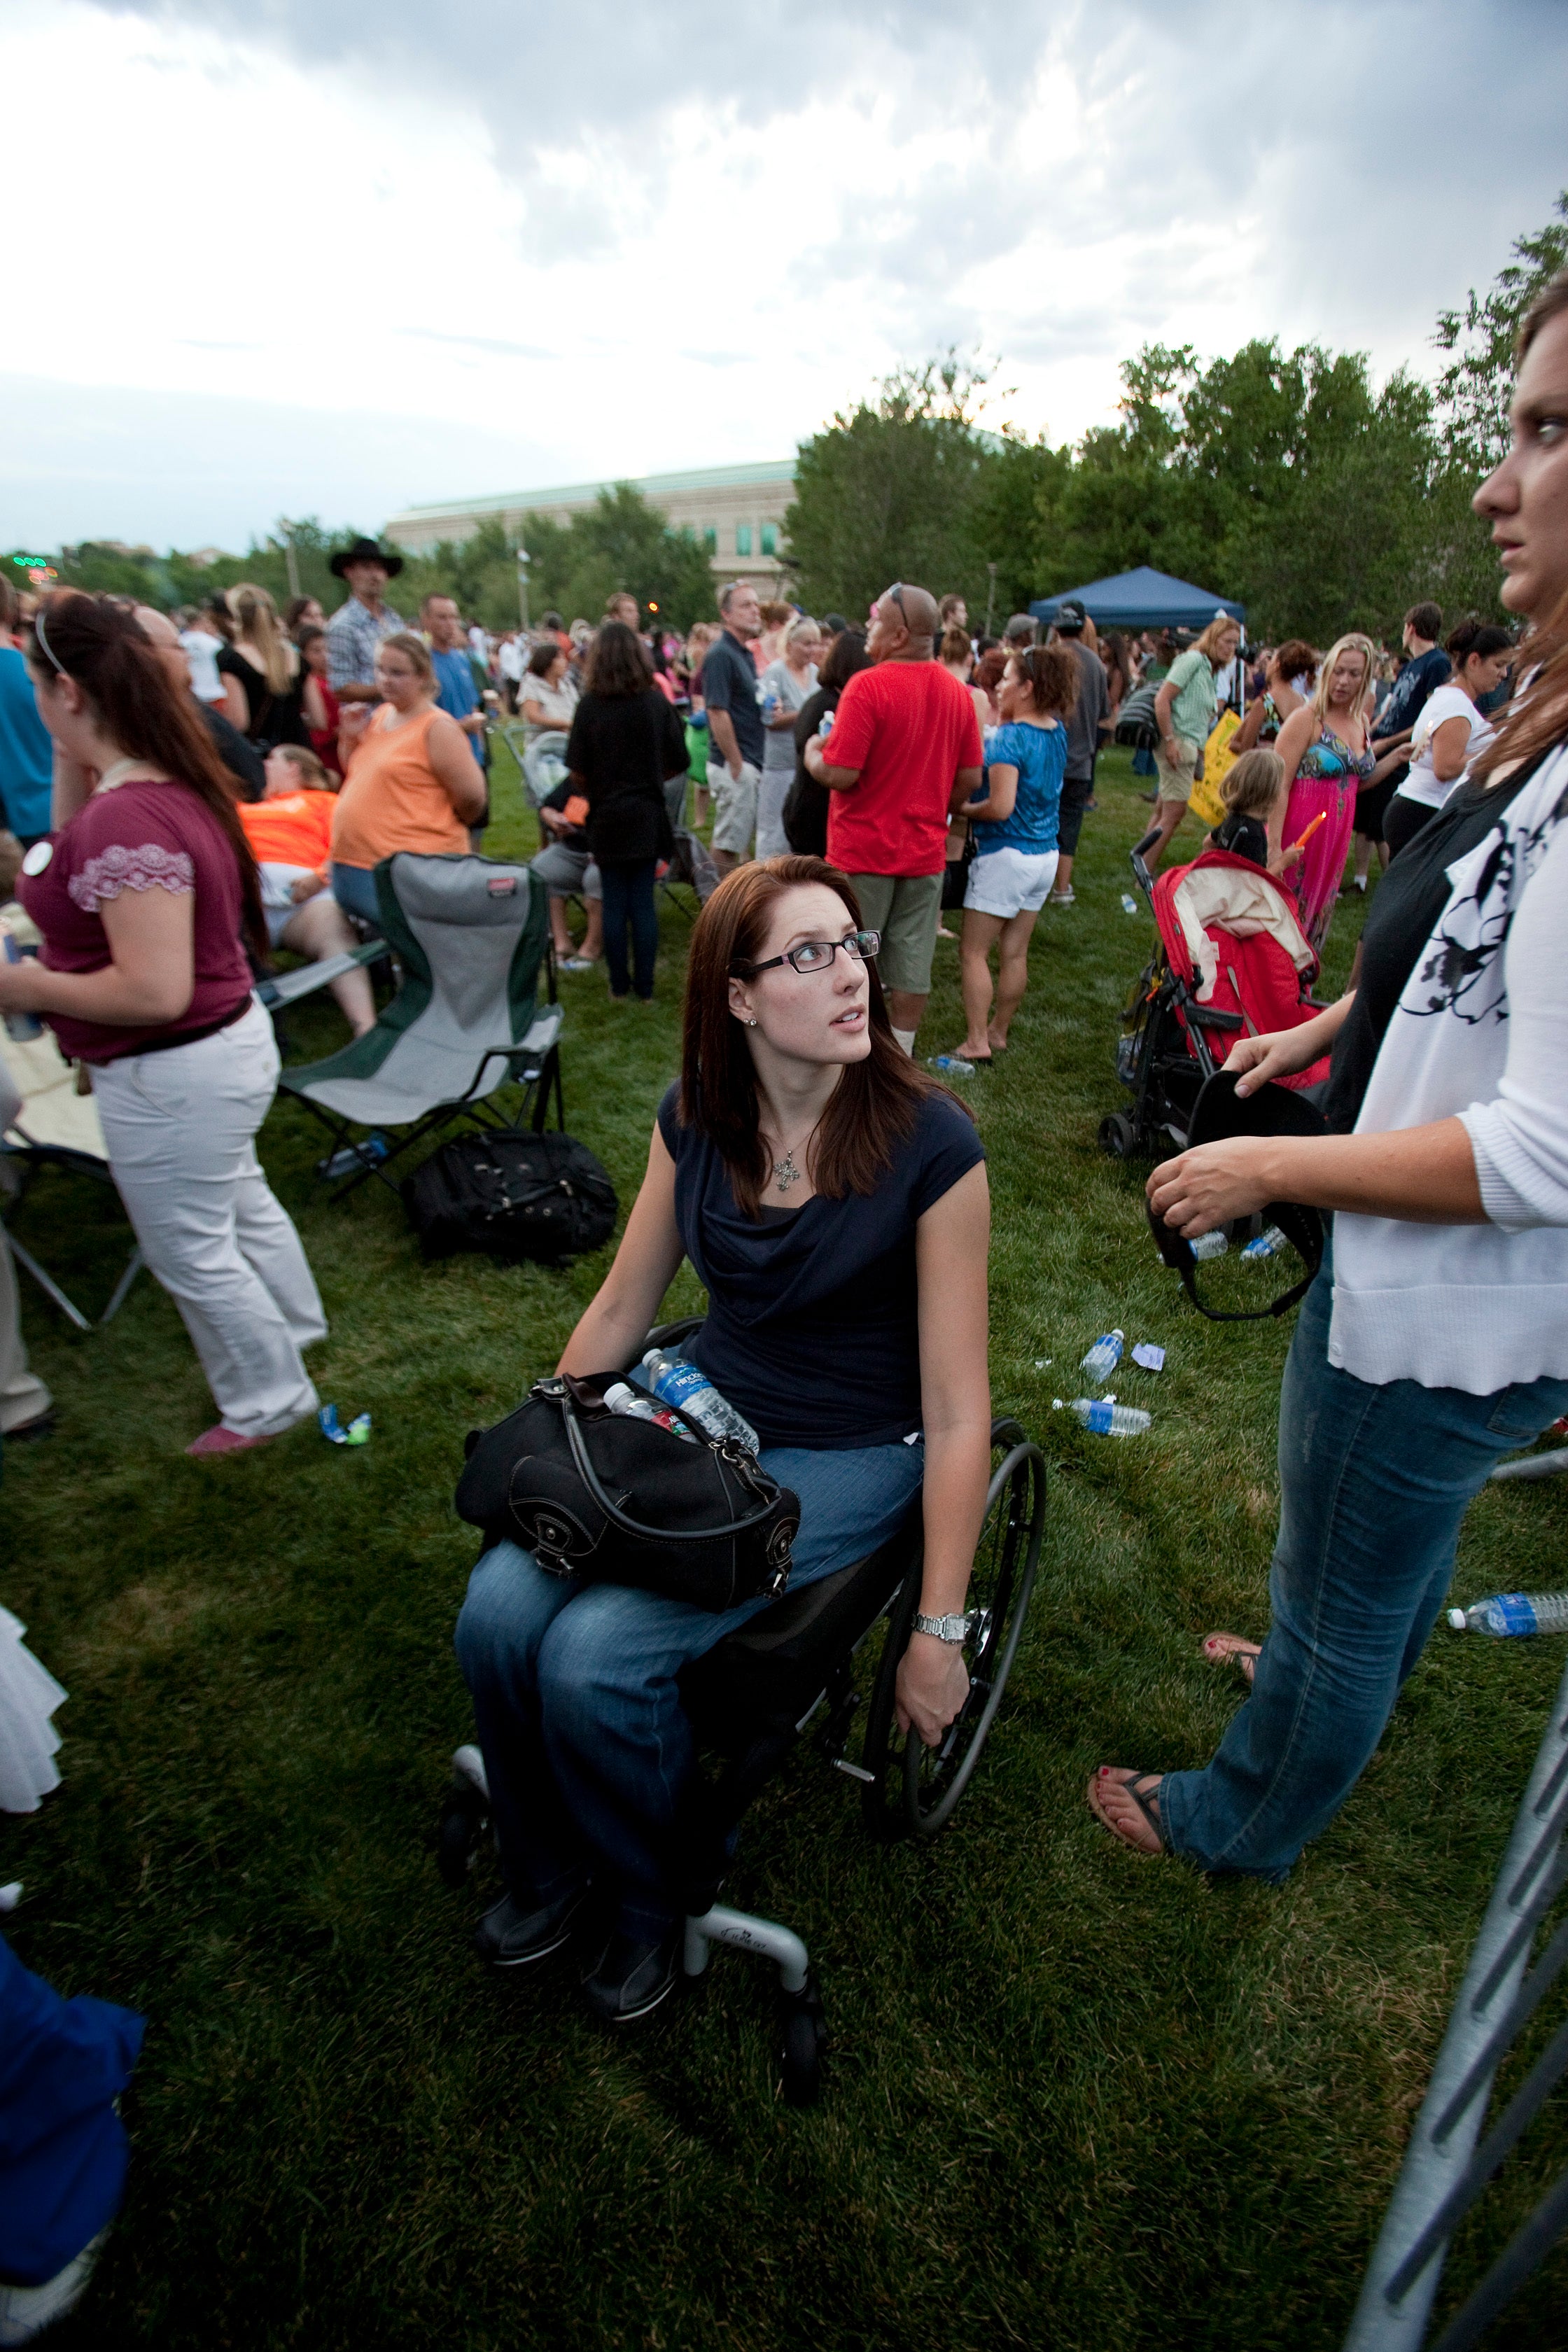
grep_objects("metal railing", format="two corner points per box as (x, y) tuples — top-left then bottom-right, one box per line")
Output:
(1344, 1651), (1568, 2350)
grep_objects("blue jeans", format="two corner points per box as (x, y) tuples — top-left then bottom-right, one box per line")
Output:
(454, 1439), (925, 1938)
(330, 862), (381, 928)
(1161, 1239), (1568, 1879)
(599, 859), (658, 999)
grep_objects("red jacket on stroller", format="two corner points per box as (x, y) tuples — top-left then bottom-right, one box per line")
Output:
(1151, 848), (1330, 1091)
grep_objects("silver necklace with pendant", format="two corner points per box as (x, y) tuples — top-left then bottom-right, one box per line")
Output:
(771, 1116), (822, 1196)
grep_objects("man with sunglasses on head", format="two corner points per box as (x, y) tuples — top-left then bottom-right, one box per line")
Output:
(804, 582), (983, 1054)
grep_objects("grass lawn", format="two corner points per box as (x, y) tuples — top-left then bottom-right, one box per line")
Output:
(4, 743), (1567, 2351)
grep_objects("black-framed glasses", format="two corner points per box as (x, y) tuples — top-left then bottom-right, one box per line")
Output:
(734, 928), (880, 977)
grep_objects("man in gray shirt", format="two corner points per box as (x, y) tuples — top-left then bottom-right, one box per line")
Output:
(1045, 598), (1107, 906)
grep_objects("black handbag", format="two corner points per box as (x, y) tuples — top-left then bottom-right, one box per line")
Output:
(454, 1372), (799, 1611)
(402, 1132), (617, 1264)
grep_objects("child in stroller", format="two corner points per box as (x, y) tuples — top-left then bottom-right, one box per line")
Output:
(1102, 752), (1330, 1161)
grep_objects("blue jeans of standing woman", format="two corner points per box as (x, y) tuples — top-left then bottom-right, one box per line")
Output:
(454, 1439), (924, 1940)
(330, 861), (381, 930)
(598, 858), (658, 999)
(1161, 1238), (1568, 1880)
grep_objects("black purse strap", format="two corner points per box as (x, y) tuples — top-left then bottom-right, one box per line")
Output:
(547, 1380), (783, 1542)
(1146, 1199), (1323, 1322)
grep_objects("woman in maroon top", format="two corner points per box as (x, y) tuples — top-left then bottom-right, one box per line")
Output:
(0, 592), (327, 1457)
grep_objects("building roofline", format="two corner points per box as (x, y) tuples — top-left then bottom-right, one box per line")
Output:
(387, 457), (797, 528)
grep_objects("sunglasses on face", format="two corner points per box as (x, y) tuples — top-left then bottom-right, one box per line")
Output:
(733, 928), (881, 977)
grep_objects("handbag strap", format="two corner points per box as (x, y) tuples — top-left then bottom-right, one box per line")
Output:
(552, 1382), (785, 1542)
(1146, 1199), (1322, 1322)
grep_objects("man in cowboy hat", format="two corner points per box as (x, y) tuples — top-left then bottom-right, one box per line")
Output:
(325, 536), (406, 704)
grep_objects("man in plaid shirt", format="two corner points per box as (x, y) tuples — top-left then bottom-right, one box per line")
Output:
(325, 536), (406, 704)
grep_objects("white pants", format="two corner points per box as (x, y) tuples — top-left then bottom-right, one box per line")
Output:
(0, 1224), (52, 1436)
(755, 767), (794, 861)
(90, 1000), (325, 1439)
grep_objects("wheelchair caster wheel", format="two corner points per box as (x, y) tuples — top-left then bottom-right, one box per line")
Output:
(1099, 1112), (1136, 1160)
(778, 1975), (826, 2108)
(436, 1780), (486, 1888)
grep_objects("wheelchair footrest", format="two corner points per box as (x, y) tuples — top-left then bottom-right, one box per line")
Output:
(682, 1904), (809, 1995)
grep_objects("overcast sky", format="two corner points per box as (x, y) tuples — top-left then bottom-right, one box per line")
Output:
(4, 0), (1564, 552)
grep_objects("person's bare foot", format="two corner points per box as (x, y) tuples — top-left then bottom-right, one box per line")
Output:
(1086, 1767), (1165, 1854)
(955, 1042), (993, 1064)
(1201, 1632), (1261, 1686)
(986, 1030), (1009, 1054)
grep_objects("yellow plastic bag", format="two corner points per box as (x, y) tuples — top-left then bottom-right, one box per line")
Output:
(1189, 708), (1238, 830)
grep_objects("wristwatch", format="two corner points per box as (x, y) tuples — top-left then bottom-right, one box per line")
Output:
(913, 1611), (971, 1644)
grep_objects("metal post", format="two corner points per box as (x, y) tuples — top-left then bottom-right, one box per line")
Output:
(983, 561), (998, 639)
(1343, 1651), (1568, 2349)
(281, 522), (301, 603)
(516, 547), (531, 634)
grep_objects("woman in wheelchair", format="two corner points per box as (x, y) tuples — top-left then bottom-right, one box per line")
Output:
(455, 855), (993, 2023)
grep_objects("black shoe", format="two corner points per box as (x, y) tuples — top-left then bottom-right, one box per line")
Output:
(473, 1881), (592, 1968)
(1140, 789), (1158, 803)
(580, 1926), (680, 2024)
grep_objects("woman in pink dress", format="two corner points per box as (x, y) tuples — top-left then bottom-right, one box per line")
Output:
(1270, 635), (1376, 951)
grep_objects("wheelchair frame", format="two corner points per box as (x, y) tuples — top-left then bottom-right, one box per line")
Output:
(436, 1322), (1046, 2105)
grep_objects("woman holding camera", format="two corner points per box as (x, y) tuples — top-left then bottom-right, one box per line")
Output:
(456, 856), (993, 2023)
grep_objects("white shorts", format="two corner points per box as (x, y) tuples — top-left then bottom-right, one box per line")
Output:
(963, 845), (1059, 918)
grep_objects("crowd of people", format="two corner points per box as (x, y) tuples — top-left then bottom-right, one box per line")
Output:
(1, 267), (1565, 2340)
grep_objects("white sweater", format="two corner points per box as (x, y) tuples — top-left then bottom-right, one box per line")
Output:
(1329, 745), (1568, 1392)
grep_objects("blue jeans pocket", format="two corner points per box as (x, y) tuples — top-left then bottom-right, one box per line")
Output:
(1485, 1381), (1568, 1446)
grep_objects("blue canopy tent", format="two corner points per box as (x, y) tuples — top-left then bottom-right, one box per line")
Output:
(1030, 566), (1245, 634)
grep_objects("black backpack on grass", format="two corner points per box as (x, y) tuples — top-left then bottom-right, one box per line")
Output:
(402, 1132), (617, 1265)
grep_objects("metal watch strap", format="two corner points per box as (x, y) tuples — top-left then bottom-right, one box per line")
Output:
(913, 1610), (969, 1644)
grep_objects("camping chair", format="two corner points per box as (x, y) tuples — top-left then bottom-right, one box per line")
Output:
(279, 850), (564, 1199)
(0, 1028), (144, 1331)
(256, 941), (386, 1021)
(658, 827), (721, 924)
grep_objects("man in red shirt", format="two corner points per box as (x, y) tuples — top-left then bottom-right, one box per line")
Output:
(804, 582), (982, 1052)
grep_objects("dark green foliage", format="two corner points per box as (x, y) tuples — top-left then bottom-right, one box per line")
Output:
(4, 744), (1566, 2348)
(784, 355), (997, 622)
(1435, 189), (1568, 470)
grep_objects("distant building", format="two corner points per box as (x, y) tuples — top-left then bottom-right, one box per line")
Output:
(384, 458), (795, 589)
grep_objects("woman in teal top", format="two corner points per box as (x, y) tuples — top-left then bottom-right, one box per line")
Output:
(952, 646), (1077, 1064)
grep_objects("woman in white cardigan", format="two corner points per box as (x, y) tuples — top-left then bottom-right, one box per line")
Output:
(1091, 270), (1568, 1871)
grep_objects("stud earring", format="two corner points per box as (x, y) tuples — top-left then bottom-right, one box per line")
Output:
(748, 1018), (758, 1027)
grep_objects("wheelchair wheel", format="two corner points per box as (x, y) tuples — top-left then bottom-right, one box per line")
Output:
(860, 1422), (1046, 1842)
(436, 1778), (487, 1888)
(778, 1975), (827, 2108)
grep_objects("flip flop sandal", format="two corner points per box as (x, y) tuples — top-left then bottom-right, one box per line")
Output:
(1201, 1632), (1261, 1686)
(1086, 1769), (1165, 1854)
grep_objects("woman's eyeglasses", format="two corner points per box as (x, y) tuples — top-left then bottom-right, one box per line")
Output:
(734, 929), (880, 977)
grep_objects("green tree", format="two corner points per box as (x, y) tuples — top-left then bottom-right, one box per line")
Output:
(387, 486), (715, 634)
(1434, 190), (1568, 470)
(784, 354), (995, 619)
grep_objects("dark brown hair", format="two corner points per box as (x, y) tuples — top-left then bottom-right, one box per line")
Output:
(25, 591), (267, 956)
(584, 620), (653, 699)
(1273, 638), (1318, 680)
(527, 640), (564, 679)
(1517, 269), (1568, 361)
(819, 627), (870, 695)
(1404, 601), (1442, 642)
(679, 855), (969, 1217)
(1009, 644), (1079, 720)
(939, 623), (974, 667)
(1445, 618), (1513, 666)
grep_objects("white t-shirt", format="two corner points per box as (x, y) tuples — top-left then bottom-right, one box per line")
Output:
(497, 639), (524, 683)
(1397, 684), (1493, 811)
(1330, 746), (1568, 1392)
(179, 628), (226, 705)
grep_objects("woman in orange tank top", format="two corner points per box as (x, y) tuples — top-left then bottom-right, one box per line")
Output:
(330, 632), (487, 925)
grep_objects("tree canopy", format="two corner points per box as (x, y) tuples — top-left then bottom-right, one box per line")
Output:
(784, 190), (1568, 643)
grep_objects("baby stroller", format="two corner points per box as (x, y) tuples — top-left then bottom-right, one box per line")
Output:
(1101, 823), (1331, 1162)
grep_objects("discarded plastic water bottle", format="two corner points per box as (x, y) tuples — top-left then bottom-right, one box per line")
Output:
(1080, 1329), (1124, 1381)
(640, 1350), (760, 1454)
(603, 1380), (697, 1443)
(928, 1054), (975, 1077)
(1190, 1229), (1228, 1261)
(320, 1133), (389, 1180)
(1, 934), (41, 1042)
(1059, 1396), (1151, 1437)
(1448, 1592), (1568, 1637)
(1241, 1225), (1288, 1263)
(1121, 893), (1138, 915)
